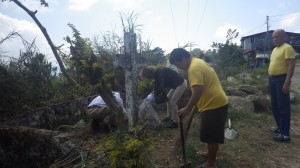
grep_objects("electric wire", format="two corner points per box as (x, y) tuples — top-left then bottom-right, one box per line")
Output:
(270, 12), (300, 23)
(270, 11), (300, 17)
(240, 23), (266, 37)
(169, 0), (178, 46)
(193, 0), (208, 42)
(185, 0), (189, 43)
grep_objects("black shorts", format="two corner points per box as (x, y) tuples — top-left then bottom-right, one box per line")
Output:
(200, 104), (228, 144)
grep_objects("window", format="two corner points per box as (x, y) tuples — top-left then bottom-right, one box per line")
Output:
(250, 36), (255, 43)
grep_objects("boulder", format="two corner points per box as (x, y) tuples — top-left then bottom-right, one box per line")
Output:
(0, 126), (76, 168)
(228, 96), (254, 113)
(238, 85), (261, 95)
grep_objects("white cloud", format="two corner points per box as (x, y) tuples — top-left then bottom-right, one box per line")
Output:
(0, 13), (50, 58)
(105, 0), (145, 11)
(67, 0), (98, 11)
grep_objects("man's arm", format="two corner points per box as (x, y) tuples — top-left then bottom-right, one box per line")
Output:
(283, 58), (295, 93)
(178, 85), (203, 118)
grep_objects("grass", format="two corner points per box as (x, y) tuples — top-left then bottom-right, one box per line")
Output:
(182, 104), (299, 168)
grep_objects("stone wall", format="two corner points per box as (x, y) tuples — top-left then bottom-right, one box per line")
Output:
(8, 96), (96, 130)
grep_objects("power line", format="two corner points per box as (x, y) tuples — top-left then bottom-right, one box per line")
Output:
(270, 12), (300, 23)
(194, 0), (208, 42)
(185, 0), (189, 42)
(241, 23), (266, 37)
(169, 0), (178, 45)
(270, 11), (300, 17)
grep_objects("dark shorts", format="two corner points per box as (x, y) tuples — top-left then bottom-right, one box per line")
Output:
(200, 104), (228, 144)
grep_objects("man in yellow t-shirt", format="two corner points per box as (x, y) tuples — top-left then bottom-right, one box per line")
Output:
(268, 29), (295, 143)
(170, 48), (228, 168)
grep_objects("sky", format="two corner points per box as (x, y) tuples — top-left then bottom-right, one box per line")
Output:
(1, 0), (300, 64)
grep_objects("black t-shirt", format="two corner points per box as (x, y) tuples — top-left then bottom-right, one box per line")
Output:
(153, 67), (184, 104)
(154, 67), (184, 89)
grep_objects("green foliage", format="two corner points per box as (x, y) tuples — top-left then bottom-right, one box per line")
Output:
(64, 23), (96, 86)
(0, 63), (24, 113)
(0, 49), (57, 114)
(120, 11), (143, 33)
(190, 48), (205, 59)
(138, 79), (154, 98)
(141, 47), (166, 66)
(203, 49), (217, 63)
(56, 119), (86, 131)
(20, 52), (55, 103)
(95, 130), (154, 168)
(212, 42), (246, 79)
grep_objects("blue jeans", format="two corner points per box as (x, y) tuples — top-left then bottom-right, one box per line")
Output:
(269, 75), (290, 136)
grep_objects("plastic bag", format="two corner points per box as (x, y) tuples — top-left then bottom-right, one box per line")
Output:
(138, 100), (161, 128)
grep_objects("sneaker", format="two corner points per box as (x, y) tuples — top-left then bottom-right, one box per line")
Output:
(161, 116), (171, 123)
(272, 134), (291, 143)
(268, 127), (281, 133)
(165, 121), (178, 128)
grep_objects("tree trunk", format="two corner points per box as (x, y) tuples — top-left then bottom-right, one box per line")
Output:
(12, 0), (78, 86)
(95, 80), (128, 132)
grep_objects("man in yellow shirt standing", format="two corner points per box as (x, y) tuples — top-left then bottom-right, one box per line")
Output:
(268, 29), (296, 142)
(169, 48), (228, 168)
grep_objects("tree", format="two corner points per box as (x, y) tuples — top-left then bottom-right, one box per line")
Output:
(2, 0), (77, 86)
(190, 48), (204, 59)
(226, 28), (239, 43)
(64, 23), (96, 85)
(203, 49), (217, 63)
(142, 47), (165, 65)
(212, 42), (245, 78)
(0, 43), (56, 114)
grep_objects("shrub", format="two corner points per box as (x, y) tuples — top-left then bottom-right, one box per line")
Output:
(95, 130), (154, 168)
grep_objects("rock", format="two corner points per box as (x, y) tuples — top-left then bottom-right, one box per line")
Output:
(238, 85), (261, 95)
(0, 126), (76, 168)
(246, 94), (271, 112)
(224, 86), (247, 97)
(228, 96), (254, 113)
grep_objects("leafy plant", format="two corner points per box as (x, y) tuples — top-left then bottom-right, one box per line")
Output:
(95, 130), (154, 168)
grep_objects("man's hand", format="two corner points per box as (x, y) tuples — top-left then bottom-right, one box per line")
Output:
(282, 82), (290, 94)
(178, 107), (191, 119)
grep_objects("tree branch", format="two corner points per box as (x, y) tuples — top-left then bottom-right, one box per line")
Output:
(12, 0), (78, 86)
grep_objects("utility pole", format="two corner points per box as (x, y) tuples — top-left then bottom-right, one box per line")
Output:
(264, 15), (270, 64)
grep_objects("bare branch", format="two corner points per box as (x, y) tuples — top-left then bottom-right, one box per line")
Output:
(0, 31), (21, 45)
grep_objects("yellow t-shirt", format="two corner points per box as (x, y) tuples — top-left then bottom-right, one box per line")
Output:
(188, 57), (228, 112)
(268, 43), (295, 75)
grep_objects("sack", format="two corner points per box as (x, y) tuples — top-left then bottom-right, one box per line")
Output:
(138, 100), (161, 128)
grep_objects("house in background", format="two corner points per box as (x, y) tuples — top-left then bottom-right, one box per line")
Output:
(240, 30), (300, 67)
